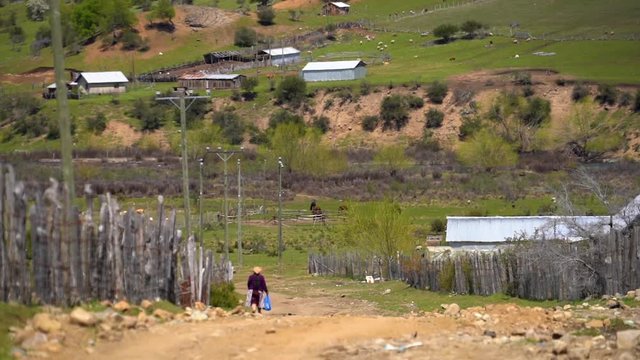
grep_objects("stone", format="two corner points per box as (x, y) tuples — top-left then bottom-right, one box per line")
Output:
(32, 313), (62, 334)
(137, 312), (148, 323)
(99, 323), (112, 332)
(190, 311), (208, 321)
(70, 308), (97, 327)
(12, 328), (36, 344)
(563, 304), (573, 310)
(140, 300), (153, 309)
(194, 302), (206, 311)
(113, 301), (131, 312)
(567, 346), (590, 360)
(21, 332), (48, 350)
(121, 316), (137, 329)
(94, 308), (116, 322)
(265, 328), (276, 334)
(231, 305), (244, 315)
(552, 312), (565, 321)
(44, 342), (62, 353)
(152, 309), (174, 321)
(100, 300), (112, 308)
(635, 289), (640, 299)
(606, 299), (621, 309)
(483, 330), (497, 338)
(444, 303), (460, 316)
(626, 291), (636, 299)
(618, 352), (636, 360)
(616, 330), (640, 350)
(585, 319), (604, 329)
(552, 340), (568, 355)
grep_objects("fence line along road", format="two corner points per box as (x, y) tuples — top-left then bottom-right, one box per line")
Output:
(0, 163), (230, 306)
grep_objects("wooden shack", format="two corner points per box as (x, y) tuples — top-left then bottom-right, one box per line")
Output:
(178, 72), (246, 90)
(323, 1), (350, 15)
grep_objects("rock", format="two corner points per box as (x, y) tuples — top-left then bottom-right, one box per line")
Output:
(635, 289), (640, 299)
(99, 323), (112, 332)
(618, 352), (636, 360)
(585, 319), (604, 329)
(563, 304), (573, 310)
(189, 310), (208, 321)
(231, 305), (244, 315)
(70, 308), (97, 327)
(511, 330), (526, 337)
(444, 303), (460, 316)
(21, 332), (48, 350)
(616, 330), (640, 350)
(152, 309), (174, 321)
(552, 312), (565, 321)
(113, 301), (131, 312)
(568, 346), (590, 360)
(483, 330), (497, 338)
(32, 313), (62, 334)
(552, 331), (564, 340)
(214, 307), (229, 318)
(44, 341), (62, 353)
(382, 289), (391, 295)
(94, 308), (116, 322)
(137, 312), (148, 323)
(265, 328), (276, 334)
(121, 316), (137, 329)
(140, 300), (153, 309)
(552, 340), (568, 355)
(606, 299), (621, 309)
(194, 302), (206, 311)
(12, 328), (35, 344)
(100, 300), (112, 308)
(626, 290), (636, 299)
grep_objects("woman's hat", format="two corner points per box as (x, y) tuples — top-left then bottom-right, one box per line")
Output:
(253, 266), (262, 274)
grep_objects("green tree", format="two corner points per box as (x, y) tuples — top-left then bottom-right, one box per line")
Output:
(433, 23), (459, 43)
(241, 77), (258, 100)
(558, 105), (625, 161)
(104, 0), (137, 33)
(380, 95), (409, 131)
(460, 20), (483, 36)
(71, 0), (105, 39)
(268, 108), (304, 130)
(234, 26), (257, 47)
(342, 200), (413, 279)
(257, 5), (275, 25)
(275, 76), (307, 107)
(150, 0), (175, 24)
(457, 129), (518, 171)
(269, 122), (305, 171)
(212, 108), (245, 145)
(521, 97), (551, 127)
(86, 112), (107, 134)
(374, 145), (412, 176)
(26, 0), (49, 21)
(9, 25), (25, 49)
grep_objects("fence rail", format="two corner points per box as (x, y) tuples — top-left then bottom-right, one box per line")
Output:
(309, 228), (640, 300)
(0, 164), (229, 306)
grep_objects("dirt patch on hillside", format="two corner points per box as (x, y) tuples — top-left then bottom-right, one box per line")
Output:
(103, 121), (141, 147)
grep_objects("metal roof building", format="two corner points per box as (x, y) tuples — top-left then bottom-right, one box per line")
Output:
(75, 71), (129, 95)
(261, 47), (301, 66)
(301, 60), (366, 82)
(177, 72), (246, 89)
(323, 1), (350, 15)
(445, 194), (640, 249)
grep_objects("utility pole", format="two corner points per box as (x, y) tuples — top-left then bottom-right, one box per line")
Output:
(198, 158), (205, 249)
(237, 158), (243, 267)
(156, 89), (209, 238)
(207, 146), (243, 261)
(278, 157), (284, 265)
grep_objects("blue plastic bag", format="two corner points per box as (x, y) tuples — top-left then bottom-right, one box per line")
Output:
(263, 294), (272, 311)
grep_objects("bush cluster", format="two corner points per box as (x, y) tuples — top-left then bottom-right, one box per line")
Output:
(427, 81), (448, 104)
(425, 109), (444, 128)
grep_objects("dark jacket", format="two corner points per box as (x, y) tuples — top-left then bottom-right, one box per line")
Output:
(247, 273), (268, 293)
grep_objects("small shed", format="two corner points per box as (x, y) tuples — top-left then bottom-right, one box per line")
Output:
(178, 72), (246, 90)
(261, 47), (301, 66)
(301, 60), (366, 82)
(323, 2), (350, 15)
(75, 71), (129, 95)
(203, 50), (245, 64)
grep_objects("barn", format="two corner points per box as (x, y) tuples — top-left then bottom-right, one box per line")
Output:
(301, 60), (366, 82)
(178, 72), (246, 90)
(323, 1), (350, 15)
(75, 71), (129, 95)
(261, 47), (301, 66)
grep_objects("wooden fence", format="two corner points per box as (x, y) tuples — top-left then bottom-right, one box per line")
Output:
(309, 228), (640, 300)
(0, 164), (229, 306)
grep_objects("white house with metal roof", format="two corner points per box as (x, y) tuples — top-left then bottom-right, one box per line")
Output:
(261, 47), (301, 66)
(301, 60), (366, 82)
(445, 194), (640, 249)
(75, 71), (129, 95)
(323, 1), (350, 15)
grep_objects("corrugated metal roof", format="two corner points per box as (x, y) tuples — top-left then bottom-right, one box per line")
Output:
(446, 216), (610, 243)
(78, 71), (129, 84)
(262, 47), (300, 56)
(179, 72), (243, 80)
(330, 2), (350, 8)
(302, 60), (365, 71)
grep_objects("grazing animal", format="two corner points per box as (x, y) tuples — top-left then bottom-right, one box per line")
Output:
(449, 57), (456, 61)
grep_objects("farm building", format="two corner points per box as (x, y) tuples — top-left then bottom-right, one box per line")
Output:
(445, 194), (640, 249)
(323, 1), (350, 15)
(75, 71), (129, 95)
(203, 50), (257, 64)
(261, 47), (301, 66)
(301, 60), (366, 82)
(178, 72), (246, 90)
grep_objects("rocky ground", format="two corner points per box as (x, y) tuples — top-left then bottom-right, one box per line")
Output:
(8, 287), (640, 360)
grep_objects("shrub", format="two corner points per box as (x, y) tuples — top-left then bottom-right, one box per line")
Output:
(522, 85), (535, 97)
(323, 98), (334, 110)
(268, 109), (304, 130)
(513, 72), (532, 86)
(555, 78), (567, 86)
(425, 108), (444, 128)
(275, 76), (306, 107)
(241, 77), (258, 100)
(380, 95), (409, 131)
(234, 26), (257, 47)
(595, 84), (618, 105)
(427, 81), (448, 104)
(312, 116), (330, 134)
(86, 112), (108, 134)
(453, 88), (475, 105)
(26, 0), (50, 21)
(209, 282), (240, 309)
(521, 97), (551, 127)
(571, 82), (589, 102)
(460, 20), (484, 36)
(359, 80), (372, 95)
(257, 5), (275, 25)
(336, 88), (357, 105)
(361, 115), (379, 132)
(457, 130), (518, 171)
(405, 95), (424, 109)
(213, 109), (245, 145)
(433, 23), (458, 43)
(635, 90), (640, 113)
(121, 29), (143, 50)
(458, 116), (482, 140)
(619, 91), (632, 107)
(430, 218), (446, 233)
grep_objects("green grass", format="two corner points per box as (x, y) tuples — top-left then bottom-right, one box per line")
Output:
(0, 303), (39, 359)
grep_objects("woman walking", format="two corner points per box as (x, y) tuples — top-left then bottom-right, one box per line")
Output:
(247, 266), (268, 314)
